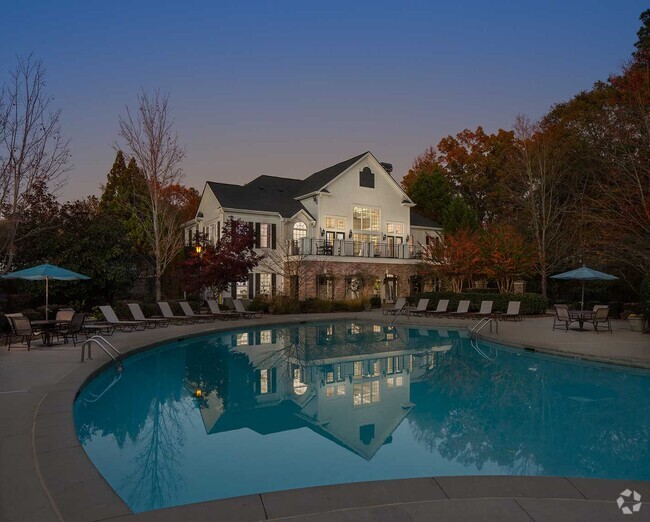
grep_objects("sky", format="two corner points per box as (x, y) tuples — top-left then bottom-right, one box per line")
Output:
(1, 1), (646, 201)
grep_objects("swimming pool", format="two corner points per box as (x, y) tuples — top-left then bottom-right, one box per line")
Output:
(74, 321), (650, 512)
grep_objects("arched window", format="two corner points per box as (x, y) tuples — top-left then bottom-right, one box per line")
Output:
(293, 221), (307, 241)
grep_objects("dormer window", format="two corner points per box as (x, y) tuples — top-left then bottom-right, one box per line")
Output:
(359, 167), (375, 188)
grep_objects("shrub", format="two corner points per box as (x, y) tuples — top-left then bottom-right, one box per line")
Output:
(412, 291), (548, 315)
(640, 274), (650, 319)
(249, 295), (271, 313)
(269, 295), (301, 315)
(369, 295), (381, 308)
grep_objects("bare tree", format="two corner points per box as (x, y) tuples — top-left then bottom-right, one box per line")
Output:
(0, 55), (70, 270)
(258, 239), (323, 298)
(118, 90), (186, 299)
(509, 115), (578, 298)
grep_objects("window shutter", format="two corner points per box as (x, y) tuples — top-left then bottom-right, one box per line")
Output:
(231, 283), (236, 299)
(271, 224), (277, 249)
(255, 331), (261, 345)
(271, 368), (277, 393)
(255, 273), (261, 295)
(248, 274), (254, 297)
(255, 223), (261, 248)
(248, 221), (254, 244)
(271, 274), (277, 297)
(217, 221), (221, 241)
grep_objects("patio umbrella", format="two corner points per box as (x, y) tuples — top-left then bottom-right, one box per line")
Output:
(550, 266), (618, 311)
(1, 263), (91, 320)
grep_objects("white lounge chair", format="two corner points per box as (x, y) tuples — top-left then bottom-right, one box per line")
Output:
(127, 303), (169, 328)
(205, 299), (240, 319)
(99, 305), (147, 332)
(449, 300), (471, 318)
(500, 301), (522, 322)
(425, 299), (449, 317)
(382, 297), (407, 316)
(473, 300), (494, 319)
(233, 299), (262, 319)
(406, 298), (429, 317)
(157, 302), (196, 324)
(179, 301), (217, 322)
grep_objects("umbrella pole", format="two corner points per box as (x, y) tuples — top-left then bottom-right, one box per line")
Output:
(45, 277), (49, 321)
(581, 281), (585, 311)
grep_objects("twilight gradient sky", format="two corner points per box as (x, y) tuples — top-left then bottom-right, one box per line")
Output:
(1, 1), (646, 201)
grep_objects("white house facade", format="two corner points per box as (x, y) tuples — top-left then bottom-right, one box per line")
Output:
(184, 151), (442, 302)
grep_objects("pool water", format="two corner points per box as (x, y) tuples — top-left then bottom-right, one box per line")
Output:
(74, 321), (650, 512)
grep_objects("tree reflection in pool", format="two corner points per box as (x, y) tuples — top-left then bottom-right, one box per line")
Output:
(74, 321), (650, 512)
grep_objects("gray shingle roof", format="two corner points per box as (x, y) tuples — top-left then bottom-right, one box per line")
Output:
(296, 152), (368, 197)
(410, 209), (442, 229)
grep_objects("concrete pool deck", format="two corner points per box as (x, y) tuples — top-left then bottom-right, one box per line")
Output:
(0, 311), (648, 521)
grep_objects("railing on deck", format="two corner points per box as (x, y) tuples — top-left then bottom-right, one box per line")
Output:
(288, 238), (422, 259)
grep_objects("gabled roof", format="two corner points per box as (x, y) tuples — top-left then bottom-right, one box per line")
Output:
(207, 176), (313, 219)
(296, 151), (369, 197)
(410, 209), (442, 229)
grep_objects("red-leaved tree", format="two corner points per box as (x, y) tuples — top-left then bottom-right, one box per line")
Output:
(183, 218), (262, 297)
(482, 224), (535, 293)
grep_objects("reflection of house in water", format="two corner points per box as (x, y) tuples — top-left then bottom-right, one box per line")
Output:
(191, 323), (456, 460)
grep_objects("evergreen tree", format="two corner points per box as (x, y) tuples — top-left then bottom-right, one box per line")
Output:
(443, 196), (480, 234)
(407, 168), (452, 224)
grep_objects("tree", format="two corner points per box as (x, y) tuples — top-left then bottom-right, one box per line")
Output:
(401, 146), (442, 194)
(118, 89), (187, 299)
(420, 229), (483, 292)
(509, 116), (577, 298)
(183, 218), (262, 297)
(436, 127), (516, 223)
(0, 55), (70, 271)
(634, 9), (650, 60)
(443, 195), (480, 234)
(482, 224), (535, 293)
(258, 239), (320, 299)
(406, 168), (452, 224)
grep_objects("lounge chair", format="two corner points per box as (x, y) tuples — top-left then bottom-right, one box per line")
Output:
(157, 302), (196, 324)
(552, 304), (575, 331)
(56, 312), (86, 346)
(127, 303), (169, 328)
(473, 300), (494, 319)
(448, 300), (471, 318)
(99, 305), (147, 332)
(205, 299), (240, 319)
(179, 301), (216, 323)
(6, 315), (45, 350)
(233, 299), (263, 319)
(425, 299), (449, 317)
(55, 308), (75, 322)
(500, 301), (522, 321)
(585, 306), (612, 334)
(382, 297), (408, 316)
(405, 298), (429, 317)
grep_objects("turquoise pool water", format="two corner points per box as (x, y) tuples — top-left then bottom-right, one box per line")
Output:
(74, 321), (650, 512)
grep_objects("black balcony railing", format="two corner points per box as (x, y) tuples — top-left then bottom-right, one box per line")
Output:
(289, 238), (421, 259)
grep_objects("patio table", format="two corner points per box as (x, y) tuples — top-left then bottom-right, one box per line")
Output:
(569, 310), (595, 331)
(32, 319), (68, 346)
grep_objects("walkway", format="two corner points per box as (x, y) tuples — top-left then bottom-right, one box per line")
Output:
(0, 312), (648, 521)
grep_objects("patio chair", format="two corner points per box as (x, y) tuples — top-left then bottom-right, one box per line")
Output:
(585, 306), (612, 334)
(425, 299), (449, 317)
(205, 299), (240, 319)
(552, 304), (576, 331)
(6, 316), (45, 350)
(498, 301), (522, 322)
(474, 300), (494, 319)
(99, 305), (147, 332)
(56, 312), (86, 346)
(127, 303), (169, 328)
(179, 301), (216, 323)
(448, 300), (471, 318)
(55, 308), (75, 322)
(233, 299), (263, 319)
(405, 298), (429, 317)
(382, 297), (407, 316)
(157, 302), (196, 324)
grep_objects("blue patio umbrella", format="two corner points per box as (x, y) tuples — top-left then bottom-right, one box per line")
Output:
(550, 266), (618, 311)
(2, 263), (91, 320)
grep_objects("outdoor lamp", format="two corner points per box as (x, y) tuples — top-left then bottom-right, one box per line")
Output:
(320, 228), (325, 237)
(195, 245), (202, 255)
(195, 389), (203, 397)
(348, 229), (353, 238)
(382, 233), (387, 241)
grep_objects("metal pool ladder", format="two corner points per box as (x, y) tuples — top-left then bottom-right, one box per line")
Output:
(80, 335), (123, 374)
(470, 317), (498, 339)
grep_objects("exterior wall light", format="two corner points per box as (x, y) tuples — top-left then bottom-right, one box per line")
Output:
(195, 245), (202, 255)
(320, 228), (325, 237)
(195, 389), (203, 397)
(348, 229), (353, 239)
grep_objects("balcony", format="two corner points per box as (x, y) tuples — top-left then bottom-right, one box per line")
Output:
(289, 238), (422, 260)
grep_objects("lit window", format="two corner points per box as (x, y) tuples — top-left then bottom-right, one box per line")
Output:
(373, 325), (382, 333)
(354, 380), (380, 406)
(372, 380), (380, 402)
(260, 330), (272, 344)
(372, 360), (380, 375)
(326, 386), (335, 397)
(353, 383), (362, 405)
(395, 376), (403, 387)
(236, 333), (249, 346)
(325, 217), (345, 230)
(260, 369), (269, 394)
(353, 207), (380, 232)
(337, 385), (346, 396)
(259, 273), (272, 296)
(326, 371), (334, 383)
(259, 224), (271, 248)
(354, 361), (363, 377)
(293, 367), (307, 395)
(236, 281), (249, 299)
(293, 222), (307, 241)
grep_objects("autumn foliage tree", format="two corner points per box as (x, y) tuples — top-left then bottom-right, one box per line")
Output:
(482, 225), (535, 293)
(182, 218), (262, 297)
(420, 229), (483, 292)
